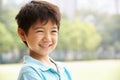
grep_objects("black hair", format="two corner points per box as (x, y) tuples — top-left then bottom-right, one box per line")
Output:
(15, 1), (61, 46)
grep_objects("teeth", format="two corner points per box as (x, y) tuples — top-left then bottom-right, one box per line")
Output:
(40, 44), (51, 48)
(42, 45), (49, 47)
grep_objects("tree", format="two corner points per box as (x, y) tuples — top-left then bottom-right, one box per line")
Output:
(101, 14), (120, 47)
(57, 18), (101, 51)
(0, 23), (14, 53)
(0, 0), (2, 9)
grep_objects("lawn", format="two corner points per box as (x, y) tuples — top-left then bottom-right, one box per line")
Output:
(0, 60), (120, 80)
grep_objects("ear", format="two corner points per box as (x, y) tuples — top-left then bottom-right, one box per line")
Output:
(18, 28), (26, 41)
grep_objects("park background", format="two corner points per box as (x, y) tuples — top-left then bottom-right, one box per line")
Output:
(0, 0), (120, 80)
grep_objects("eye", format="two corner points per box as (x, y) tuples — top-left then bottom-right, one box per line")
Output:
(51, 30), (58, 33)
(36, 30), (44, 33)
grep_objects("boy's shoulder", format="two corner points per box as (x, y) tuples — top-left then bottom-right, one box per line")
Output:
(20, 63), (39, 73)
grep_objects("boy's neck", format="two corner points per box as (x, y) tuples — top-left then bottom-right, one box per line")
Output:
(29, 51), (57, 71)
(29, 51), (54, 66)
(30, 52), (49, 62)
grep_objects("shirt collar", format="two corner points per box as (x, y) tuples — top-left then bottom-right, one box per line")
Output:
(23, 55), (55, 71)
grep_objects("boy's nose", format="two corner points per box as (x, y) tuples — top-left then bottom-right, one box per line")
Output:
(42, 33), (51, 42)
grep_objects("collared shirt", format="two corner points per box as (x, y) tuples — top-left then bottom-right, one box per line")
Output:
(17, 55), (73, 80)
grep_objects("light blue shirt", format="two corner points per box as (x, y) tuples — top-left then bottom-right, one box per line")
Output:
(17, 55), (73, 80)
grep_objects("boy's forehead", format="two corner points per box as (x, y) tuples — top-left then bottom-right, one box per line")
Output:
(31, 20), (57, 29)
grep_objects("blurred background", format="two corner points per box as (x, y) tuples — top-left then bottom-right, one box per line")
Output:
(0, 0), (120, 80)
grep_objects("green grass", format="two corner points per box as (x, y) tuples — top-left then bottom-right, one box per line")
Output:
(0, 60), (120, 80)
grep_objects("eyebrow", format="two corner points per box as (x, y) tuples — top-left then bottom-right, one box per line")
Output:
(33, 26), (58, 30)
(34, 26), (43, 29)
(51, 26), (57, 29)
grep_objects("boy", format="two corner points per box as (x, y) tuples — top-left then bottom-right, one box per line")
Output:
(15, 0), (73, 80)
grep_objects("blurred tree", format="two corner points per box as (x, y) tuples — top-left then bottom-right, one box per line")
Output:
(0, 23), (14, 53)
(102, 14), (120, 47)
(0, 0), (2, 7)
(0, 0), (1, 3)
(0, 0), (26, 56)
(57, 18), (101, 51)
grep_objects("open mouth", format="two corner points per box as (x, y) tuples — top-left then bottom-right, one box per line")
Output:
(39, 44), (52, 49)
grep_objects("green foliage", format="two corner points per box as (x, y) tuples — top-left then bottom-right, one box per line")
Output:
(0, 23), (14, 53)
(57, 19), (101, 51)
(101, 14), (120, 48)
(0, 1), (25, 53)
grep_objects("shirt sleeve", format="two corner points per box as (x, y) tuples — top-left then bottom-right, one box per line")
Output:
(17, 67), (42, 80)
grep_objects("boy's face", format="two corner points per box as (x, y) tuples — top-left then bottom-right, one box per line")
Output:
(18, 20), (58, 58)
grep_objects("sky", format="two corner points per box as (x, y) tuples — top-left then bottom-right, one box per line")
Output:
(3, 0), (120, 14)
(38, 0), (120, 14)
(77, 0), (120, 14)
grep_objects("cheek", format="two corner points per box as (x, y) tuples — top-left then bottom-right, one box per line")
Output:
(53, 36), (58, 43)
(27, 38), (35, 47)
(26, 35), (40, 45)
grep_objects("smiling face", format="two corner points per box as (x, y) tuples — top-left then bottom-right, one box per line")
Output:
(18, 20), (58, 59)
